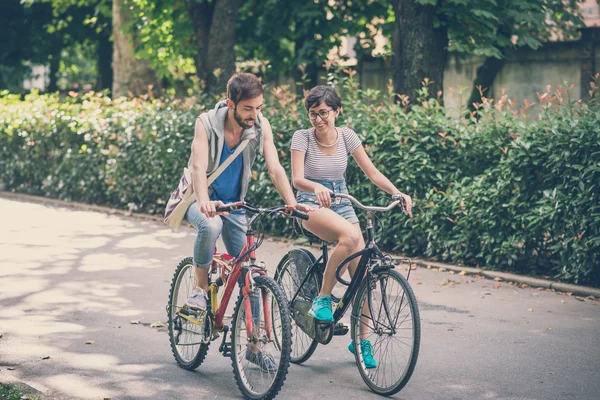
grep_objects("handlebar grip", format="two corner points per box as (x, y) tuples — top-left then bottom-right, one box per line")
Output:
(215, 206), (230, 212)
(291, 210), (310, 220)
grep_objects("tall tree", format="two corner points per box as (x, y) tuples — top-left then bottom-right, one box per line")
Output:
(389, 0), (584, 106)
(186, 0), (244, 91)
(237, 0), (389, 91)
(112, 0), (161, 97)
(392, 0), (448, 103)
(127, 0), (244, 92)
(20, 0), (114, 92)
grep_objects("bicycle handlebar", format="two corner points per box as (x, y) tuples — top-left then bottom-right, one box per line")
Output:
(331, 192), (407, 214)
(215, 202), (310, 220)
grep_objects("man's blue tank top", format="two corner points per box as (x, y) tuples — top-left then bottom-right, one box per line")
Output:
(210, 140), (243, 203)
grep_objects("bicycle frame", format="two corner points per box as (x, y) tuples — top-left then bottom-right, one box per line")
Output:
(290, 207), (397, 326)
(177, 227), (272, 341)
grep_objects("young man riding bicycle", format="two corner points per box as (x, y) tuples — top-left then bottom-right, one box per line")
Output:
(181, 72), (310, 369)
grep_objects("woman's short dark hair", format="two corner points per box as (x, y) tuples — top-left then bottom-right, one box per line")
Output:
(304, 85), (342, 111)
(227, 73), (264, 104)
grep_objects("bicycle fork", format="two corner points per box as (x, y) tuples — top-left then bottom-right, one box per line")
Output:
(241, 270), (274, 343)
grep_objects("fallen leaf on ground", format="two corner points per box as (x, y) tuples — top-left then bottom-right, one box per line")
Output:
(410, 264), (418, 270)
(547, 328), (552, 331)
(493, 277), (502, 282)
(150, 321), (167, 328)
(42, 356), (50, 360)
(473, 274), (485, 279)
(459, 270), (467, 276)
(586, 296), (596, 300)
(521, 283), (530, 288)
(527, 308), (534, 312)
(448, 271), (456, 275)
(439, 268), (447, 272)
(130, 320), (141, 325)
(439, 279), (459, 286)
(85, 341), (95, 345)
(575, 296), (585, 302)
(493, 283), (502, 289)
(537, 287), (545, 291)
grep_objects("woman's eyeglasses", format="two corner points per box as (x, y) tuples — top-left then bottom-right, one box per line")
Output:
(308, 108), (334, 120)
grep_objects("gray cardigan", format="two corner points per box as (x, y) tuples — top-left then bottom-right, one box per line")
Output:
(193, 101), (264, 202)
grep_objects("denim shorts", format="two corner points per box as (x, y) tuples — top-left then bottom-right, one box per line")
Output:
(296, 178), (359, 224)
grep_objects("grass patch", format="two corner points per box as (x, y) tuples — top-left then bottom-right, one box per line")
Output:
(0, 383), (40, 400)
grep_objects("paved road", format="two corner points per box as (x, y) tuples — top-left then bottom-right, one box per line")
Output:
(1, 197), (599, 400)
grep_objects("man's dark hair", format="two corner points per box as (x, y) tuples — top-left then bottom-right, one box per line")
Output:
(304, 85), (342, 111)
(227, 73), (264, 104)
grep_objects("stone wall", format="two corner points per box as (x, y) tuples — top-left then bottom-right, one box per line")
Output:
(359, 27), (600, 112)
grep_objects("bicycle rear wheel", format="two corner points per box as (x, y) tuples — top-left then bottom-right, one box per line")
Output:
(275, 249), (319, 364)
(231, 275), (292, 400)
(351, 268), (420, 396)
(167, 257), (209, 370)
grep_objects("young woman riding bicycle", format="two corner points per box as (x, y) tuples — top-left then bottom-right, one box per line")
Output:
(290, 85), (413, 367)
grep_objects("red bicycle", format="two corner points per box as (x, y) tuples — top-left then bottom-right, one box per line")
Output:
(167, 202), (308, 400)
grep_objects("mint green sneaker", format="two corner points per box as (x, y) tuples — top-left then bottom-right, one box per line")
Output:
(308, 295), (334, 322)
(348, 339), (377, 369)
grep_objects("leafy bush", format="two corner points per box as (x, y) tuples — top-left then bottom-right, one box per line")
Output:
(1, 77), (599, 286)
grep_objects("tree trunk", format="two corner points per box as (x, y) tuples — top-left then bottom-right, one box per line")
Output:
(185, 0), (212, 85)
(96, 30), (113, 92)
(186, 0), (244, 93)
(206, 0), (244, 92)
(112, 0), (161, 98)
(392, 0), (448, 104)
(467, 56), (505, 112)
(47, 52), (60, 93)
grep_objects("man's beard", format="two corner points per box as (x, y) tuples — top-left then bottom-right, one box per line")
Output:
(234, 106), (255, 130)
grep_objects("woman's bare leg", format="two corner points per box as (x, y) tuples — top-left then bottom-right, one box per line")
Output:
(346, 223), (369, 340)
(301, 208), (360, 297)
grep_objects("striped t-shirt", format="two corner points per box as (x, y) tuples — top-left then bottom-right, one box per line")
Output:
(290, 127), (362, 180)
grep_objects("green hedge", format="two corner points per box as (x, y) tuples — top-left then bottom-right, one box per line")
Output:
(1, 80), (599, 286)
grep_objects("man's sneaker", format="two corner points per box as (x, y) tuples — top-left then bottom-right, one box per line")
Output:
(308, 295), (334, 322)
(186, 287), (208, 311)
(245, 349), (278, 373)
(348, 339), (377, 369)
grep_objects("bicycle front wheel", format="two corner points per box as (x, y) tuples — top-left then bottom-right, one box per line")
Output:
(231, 275), (292, 400)
(351, 269), (420, 396)
(167, 257), (209, 370)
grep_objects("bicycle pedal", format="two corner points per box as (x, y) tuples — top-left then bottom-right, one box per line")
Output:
(219, 326), (231, 357)
(333, 323), (349, 336)
(220, 342), (232, 357)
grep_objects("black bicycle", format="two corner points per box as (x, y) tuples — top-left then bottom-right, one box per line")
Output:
(274, 193), (420, 396)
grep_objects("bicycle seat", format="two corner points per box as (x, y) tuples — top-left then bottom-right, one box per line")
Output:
(295, 219), (327, 245)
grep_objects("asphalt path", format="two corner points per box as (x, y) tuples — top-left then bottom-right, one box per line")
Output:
(1, 197), (599, 400)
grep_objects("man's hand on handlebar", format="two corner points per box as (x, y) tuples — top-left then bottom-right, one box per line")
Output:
(292, 203), (313, 214)
(392, 192), (413, 218)
(199, 200), (228, 218)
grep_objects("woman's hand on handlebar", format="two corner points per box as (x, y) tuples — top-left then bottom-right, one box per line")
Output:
(199, 200), (228, 218)
(314, 184), (333, 208)
(392, 192), (413, 218)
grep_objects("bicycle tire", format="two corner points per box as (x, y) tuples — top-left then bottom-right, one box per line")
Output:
(351, 268), (420, 396)
(231, 275), (292, 400)
(167, 257), (210, 370)
(275, 250), (320, 364)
